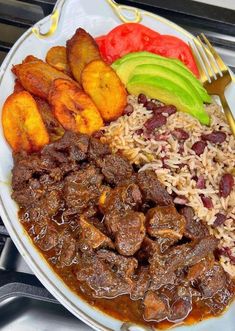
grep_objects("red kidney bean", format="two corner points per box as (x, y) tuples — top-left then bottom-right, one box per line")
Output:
(135, 128), (143, 135)
(144, 101), (158, 111)
(216, 246), (231, 257)
(144, 114), (167, 132)
(123, 104), (134, 116)
(202, 131), (226, 144)
(138, 93), (147, 104)
(200, 194), (213, 209)
(191, 141), (207, 156)
(92, 130), (104, 139)
(213, 213), (226, 227)
(196, 175), (206, 189)
(219, 173), (234, 198)
(172, 128), (189, 141)
(154, 105), (177, 116)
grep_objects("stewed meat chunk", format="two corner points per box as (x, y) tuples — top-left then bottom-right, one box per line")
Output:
(143, 291), (169, 321)
(185, 236), (218, 266)
(137, 170), (172, 206)
(77, 250), (137, 298)
(114, 210), (146, 256)
(179, 206), (209, 240)
(137, 236), (160, 263)
(198, 263), (227, 298)
(187, 255), (215, 281)
(97, 249), (137, 280)
(168, 286), (192, 322)
(34, 223), (59, 252)
(144, 285), (193, 323)
(12, 152), (55, 191)
(146, 205), (185, 241)
(12, 178), (43, 207)
(58, 231), (76, 267)
(88, 136), (111, 160)
(131, 266), (150, 300)
(78, 217), (114, 250)
(48, 130), (89, 162)
(100, 154), (133, 185)
(63, 165), (103, 215)
(101, 183), (142, 215)
(150, 236), (218, 290)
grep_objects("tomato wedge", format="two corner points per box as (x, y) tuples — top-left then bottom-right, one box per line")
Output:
(103, 23), (160, 63)
(145, 35), (199, 77)
(95, 23), (199, 77)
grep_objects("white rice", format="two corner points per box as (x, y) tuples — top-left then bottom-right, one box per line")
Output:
(102, 95), (235, 277)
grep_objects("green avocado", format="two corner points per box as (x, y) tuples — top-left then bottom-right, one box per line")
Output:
(127, 74), (210, 125)
(130, 64), (202, 106)
(112, 52), (211, 104)
(112, 51), (190, 71)
(112, 51), (157, 69)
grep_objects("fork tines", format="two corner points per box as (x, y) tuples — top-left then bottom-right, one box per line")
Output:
(189, 33), (228, 83)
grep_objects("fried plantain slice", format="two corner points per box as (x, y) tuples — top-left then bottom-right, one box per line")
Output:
(34, 96), (65, 142)
(22, 55), (41, 64)
(48, 79), (104, 135)
(67, 28), (101, 84)
(12, 57), (79, 99)
(46, 46), (71, 75)
(2, 91), (49, 152)
(82, 60), (127, 121)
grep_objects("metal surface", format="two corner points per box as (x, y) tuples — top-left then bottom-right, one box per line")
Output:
(190, 34), (235, 135)
(0, 297), (90, 331)
(0, 238), (93, 330)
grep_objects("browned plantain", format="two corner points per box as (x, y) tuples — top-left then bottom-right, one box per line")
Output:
(49, 79), (104, 135)
(67, 28), (101, 84)
(46, 46), (71, 75)
(12, 57), (80, 99)
(82, 60), (127, 121)
(2, 91), (49, 152)
(34, 96), (64, 141)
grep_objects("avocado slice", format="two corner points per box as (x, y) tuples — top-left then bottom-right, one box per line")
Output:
(127, 74), (210, 125)
(112, 51), (157, 69)
(129, 64), (202, 106)
(113, 51), (190, 70)
(112, 52), (211, 104)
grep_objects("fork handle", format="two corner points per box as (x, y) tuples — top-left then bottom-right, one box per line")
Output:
(219, 94), (235, 136)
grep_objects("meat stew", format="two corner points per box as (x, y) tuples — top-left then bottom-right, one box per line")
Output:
(12, 131), (235, 329)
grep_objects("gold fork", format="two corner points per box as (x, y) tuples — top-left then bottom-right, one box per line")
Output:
(189, 33), (235, 136)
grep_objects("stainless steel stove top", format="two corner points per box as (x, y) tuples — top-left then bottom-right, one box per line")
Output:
(0, 1), (234, 330)
(0, 240), (93, 330)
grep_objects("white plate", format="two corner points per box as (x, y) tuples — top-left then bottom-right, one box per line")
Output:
(0, 0), (234, 330)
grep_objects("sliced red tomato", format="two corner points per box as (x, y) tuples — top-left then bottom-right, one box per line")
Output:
(145, 35), (199, 77)
(103, 23), (160, 63)
(96, 23), (199, 77)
